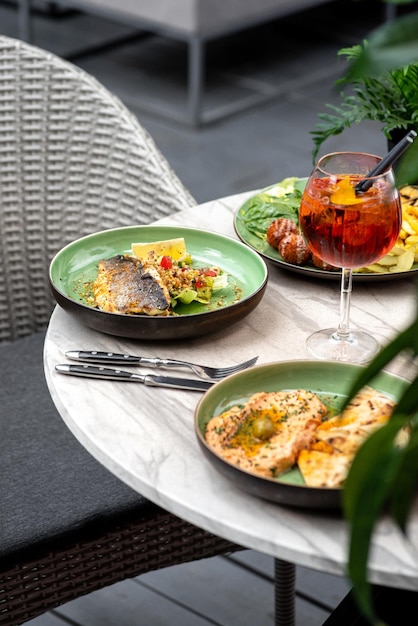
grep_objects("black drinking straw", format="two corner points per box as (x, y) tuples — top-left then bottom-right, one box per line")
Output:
(355, 129), (417, 194)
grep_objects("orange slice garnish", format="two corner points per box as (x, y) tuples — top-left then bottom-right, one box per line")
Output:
(330, 177), (364, 205)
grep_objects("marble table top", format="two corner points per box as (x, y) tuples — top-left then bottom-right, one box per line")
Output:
(44, 191), (418, 589)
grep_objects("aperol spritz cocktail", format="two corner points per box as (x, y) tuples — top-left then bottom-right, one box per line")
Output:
(299, 151), (402, 363)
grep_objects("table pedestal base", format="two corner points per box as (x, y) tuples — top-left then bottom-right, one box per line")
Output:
(275, 559), (296, 626)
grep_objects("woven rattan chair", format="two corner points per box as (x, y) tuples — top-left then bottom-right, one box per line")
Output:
(0, 34), (241, 625)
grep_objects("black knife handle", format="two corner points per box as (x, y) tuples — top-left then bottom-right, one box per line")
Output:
(66, 351), (142, 364)
(56, 364), (139, 381)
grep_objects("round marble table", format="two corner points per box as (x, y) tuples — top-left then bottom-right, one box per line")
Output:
(44, 191), (418, 605)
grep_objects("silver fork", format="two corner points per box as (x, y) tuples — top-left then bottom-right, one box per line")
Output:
(65, 351), (258, 381)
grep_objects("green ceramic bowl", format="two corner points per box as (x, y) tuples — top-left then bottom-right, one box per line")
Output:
(49, 225), (268, 340)
(195, 360), (408, 509)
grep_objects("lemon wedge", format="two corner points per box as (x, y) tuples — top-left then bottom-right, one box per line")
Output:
(330, 177), (363, 205)
(131, 237), (187, 261)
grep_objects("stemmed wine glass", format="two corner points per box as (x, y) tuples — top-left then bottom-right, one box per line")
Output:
(299, 151), (402, 363)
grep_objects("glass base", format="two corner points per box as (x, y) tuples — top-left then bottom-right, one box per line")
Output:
(306, 328), (380, 364)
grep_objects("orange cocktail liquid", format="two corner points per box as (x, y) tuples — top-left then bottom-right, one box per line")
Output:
(299, 176), (402, 268)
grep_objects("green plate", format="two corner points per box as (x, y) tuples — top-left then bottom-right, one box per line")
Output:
(49, 225), (268, 340)
(234, 182), (418, 281)
(195, 360), (408, 509)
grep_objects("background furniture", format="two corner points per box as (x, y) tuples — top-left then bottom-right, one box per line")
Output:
(0, 34), (241, 626)
(0, 33), (195, 342)
(17, 0), (338, 125)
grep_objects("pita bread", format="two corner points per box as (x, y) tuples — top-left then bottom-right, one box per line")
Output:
(298, 449), (351, 488)
(297, 386), (397, 488)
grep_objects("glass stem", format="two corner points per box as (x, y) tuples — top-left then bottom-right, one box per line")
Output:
(337, 268), (352, 337)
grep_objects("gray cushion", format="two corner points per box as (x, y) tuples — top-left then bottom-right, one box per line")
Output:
(0, 331), (153, 563)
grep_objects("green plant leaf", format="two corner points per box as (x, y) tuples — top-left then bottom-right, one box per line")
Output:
(394, 372), (418, 415)
(343, 417), (406, 623)
(395, 138), (418, 185)
(341, 285), (418, 622)
(390, 426), (418, 530)
(346, 13), (418, 78)
(317, 5), (418, 623)
(310, 40), (418, 161)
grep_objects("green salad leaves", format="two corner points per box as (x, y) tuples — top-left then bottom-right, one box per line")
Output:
(239, 177), (307, 240)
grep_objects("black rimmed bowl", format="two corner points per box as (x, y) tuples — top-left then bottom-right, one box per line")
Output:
(195, 360), (408, 509)
(49, 225), (268, 341)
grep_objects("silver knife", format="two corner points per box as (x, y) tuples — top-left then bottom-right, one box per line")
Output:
(55, 364), (213, 391)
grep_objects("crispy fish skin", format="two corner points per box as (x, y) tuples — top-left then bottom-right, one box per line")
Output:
(205, 390), (327, 478)
(93, 255), (171, 315)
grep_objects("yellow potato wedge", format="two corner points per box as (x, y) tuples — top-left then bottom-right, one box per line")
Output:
(400, 185), (418, 202)
(357, 186), (418, 273)
(390, 244), (408, 255)
(358, 264), (388, 274)
(404, 236), (418, 250)
(375, 255), (399, 267)
(390, 249), (415, 272)
(401, 219), (416, 235)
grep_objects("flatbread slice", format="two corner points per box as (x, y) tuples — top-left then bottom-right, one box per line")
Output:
(314, 386), (395, 455)
(298, 449), (352, 488)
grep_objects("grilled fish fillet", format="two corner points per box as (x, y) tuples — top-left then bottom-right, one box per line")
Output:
(93, 255), (170, 315)
(205, 390), (327, 478)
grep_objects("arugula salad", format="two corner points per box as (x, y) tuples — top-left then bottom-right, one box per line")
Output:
(240, 177), (307, 240)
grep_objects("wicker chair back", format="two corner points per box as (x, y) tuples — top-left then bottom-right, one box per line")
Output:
(0, 34), (195, 342)
(0, 36), (241, 626)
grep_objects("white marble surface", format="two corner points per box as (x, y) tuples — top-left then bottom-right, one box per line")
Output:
(44, 191), (418, 589)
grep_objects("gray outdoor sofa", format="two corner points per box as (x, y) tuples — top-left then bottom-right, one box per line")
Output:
(17, 0), (336, 124)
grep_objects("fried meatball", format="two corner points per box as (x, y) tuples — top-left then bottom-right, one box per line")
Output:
(266, 218), (298, 249)
(312, 254), (339, 271)
(278, 233), (311, 265)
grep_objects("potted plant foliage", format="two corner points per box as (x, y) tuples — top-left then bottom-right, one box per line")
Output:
(311, 3), (418, 187)
(327, 1), (418, 623)
(342, 306), (418, 625)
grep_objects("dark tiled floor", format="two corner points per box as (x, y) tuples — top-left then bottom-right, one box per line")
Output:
(0, 1), (393, 624)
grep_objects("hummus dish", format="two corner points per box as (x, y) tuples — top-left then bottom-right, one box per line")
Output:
(205, 386), (398, 488)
